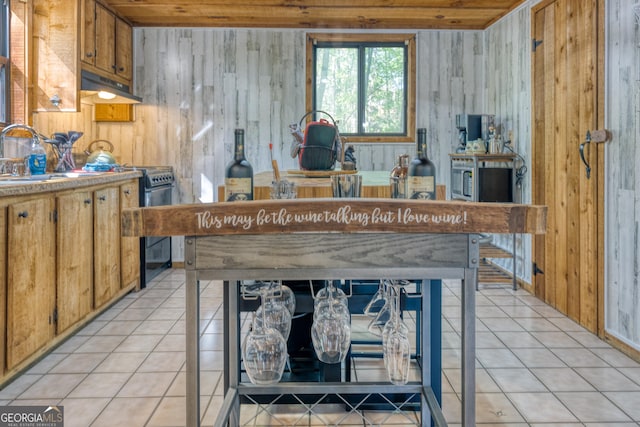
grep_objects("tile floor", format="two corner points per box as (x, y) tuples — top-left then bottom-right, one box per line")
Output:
(1, 269), (639, 426)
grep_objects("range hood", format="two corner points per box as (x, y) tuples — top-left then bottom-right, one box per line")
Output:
(80, 70), (142, 104)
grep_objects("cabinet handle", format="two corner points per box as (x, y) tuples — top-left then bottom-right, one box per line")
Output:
(99, 195), (107, 201)
(124, 189), (131, 195)
(86, 52), (93, 58)
(18, 211), (28, 218)
(112, 64), (117, 70)
(84, 199), (92, 205)
(118, 67), (125, 72)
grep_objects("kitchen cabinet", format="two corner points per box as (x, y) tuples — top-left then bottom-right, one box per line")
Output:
(56, 191), (94, 334)
(33, 0), (82, 111)
(6, 197), (56, 370)
(93, 187), (121, 308)
(0, 173), (141, 383)
(80, 0), (96, 68)
(33, 0), (134, 112)
(87, 1), (133, 83)
(120, 181), (140, 289)
(0, 209), (6, 375)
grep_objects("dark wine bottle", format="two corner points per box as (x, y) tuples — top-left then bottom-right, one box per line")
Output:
(225, 129), (253, 201)
(407, 128), (436, 199)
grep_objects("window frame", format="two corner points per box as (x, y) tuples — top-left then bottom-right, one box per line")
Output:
(0, 0), (9, 126)
(306, 33), (416, 143)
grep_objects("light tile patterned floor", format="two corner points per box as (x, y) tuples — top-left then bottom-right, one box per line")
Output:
(1, 269), (639, 426)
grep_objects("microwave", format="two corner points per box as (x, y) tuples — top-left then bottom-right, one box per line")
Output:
(451, 167), (474, 201)
(451, 165), (513, 202)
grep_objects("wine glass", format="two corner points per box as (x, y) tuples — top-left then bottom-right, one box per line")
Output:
(382, 280), (411, 385)
(363, 279), (387, 317)
(367, 280), (392, 336)
(311, 281), (351, 364)
(242, 313), (287, 385)
(254, 292), (292, 341)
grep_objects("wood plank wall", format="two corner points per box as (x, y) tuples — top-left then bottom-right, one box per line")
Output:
(484, 4), (533, 284)
(603, 0), (640, 349)
(30, 0), (640, 353)
(32, 29), (484, 202)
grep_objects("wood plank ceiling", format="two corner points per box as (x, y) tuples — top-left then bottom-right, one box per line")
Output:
(103, 0), (526, 30)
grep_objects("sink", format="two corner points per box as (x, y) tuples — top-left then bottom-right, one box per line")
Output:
(0, 174), (65, 184)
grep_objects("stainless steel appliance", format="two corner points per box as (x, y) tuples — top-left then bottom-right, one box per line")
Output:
(126, 166), (175, 287)
(450, 154), (515, 202)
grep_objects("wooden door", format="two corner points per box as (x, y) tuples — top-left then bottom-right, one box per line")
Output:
(532, 0), (604, 333)
(56, 191), (94, 333)
(6, 198), (56, 369)
(94, 3), (116, 77)
(120, 181), (140, 289)
(94, 187), (121, 308)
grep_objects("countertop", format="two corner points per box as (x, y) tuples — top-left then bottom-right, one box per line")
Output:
(0, 171), (142, 197)
(219, 170), (447, 200)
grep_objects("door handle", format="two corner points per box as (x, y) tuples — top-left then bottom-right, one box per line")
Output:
(579, 131), (592, 179)
(579, 129), (610, 179)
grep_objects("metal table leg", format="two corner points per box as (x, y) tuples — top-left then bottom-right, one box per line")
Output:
(186, 269), (200, 427)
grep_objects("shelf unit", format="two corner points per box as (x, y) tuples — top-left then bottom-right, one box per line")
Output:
(450, 153), (518, 290)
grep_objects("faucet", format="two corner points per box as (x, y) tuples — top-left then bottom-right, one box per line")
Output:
(0, 123), (44, 158)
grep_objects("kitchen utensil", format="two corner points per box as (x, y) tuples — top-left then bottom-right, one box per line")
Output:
(85, 140), (116, 164)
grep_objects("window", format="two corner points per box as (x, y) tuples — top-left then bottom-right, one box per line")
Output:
(306, 34), (415, 143)
(0, 0), (9, 126)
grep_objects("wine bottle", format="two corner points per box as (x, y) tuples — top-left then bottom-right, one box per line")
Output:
(225, 129), (253, 201)
(407, 128), (436, 199)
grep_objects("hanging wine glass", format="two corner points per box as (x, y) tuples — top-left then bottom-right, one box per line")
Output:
(312, 281), (351, 364)
(267, 280), (296, 316)
(242, 311), (287, 385)
(367, 280), (392, 336)
(254, 290), (292, 341)
(382, 280), (411, 385)
(363, 279), (387, 317)
(314, 280), (347, 308)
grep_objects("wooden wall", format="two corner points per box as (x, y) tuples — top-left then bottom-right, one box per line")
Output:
(603, 0), (640, 350)
(30, 0), (640, 352)
(484, 3), (533, 284)
(32, 29), (484, 206)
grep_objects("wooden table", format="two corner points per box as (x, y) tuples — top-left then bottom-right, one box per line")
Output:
(219, 170), (447, 201)
(122, 199), (546, 427)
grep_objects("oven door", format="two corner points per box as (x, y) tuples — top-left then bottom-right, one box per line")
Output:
(145, 185), (173, 247)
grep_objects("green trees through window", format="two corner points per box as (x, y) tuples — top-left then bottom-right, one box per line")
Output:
(307, 34), (416, 143)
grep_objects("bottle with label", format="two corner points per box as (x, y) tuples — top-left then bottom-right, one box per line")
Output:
(407, 128), (436, 199)
(28, 137), (47, 175)
(390, 154), (409, 198)
(225, 129), (253, 201)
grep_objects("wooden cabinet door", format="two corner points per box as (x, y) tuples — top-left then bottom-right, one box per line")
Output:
(56, 191), (94, 333)
(32, 0), (81, 111)
(120, 181), (140, 289)
(81, 0), (96, 66)
(94, 3), (116, 77)
(0, 207), (6, 375)
(115, 17), (132, 81)
(94, 187), (121, 308)
(6, 198), (56, 369)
